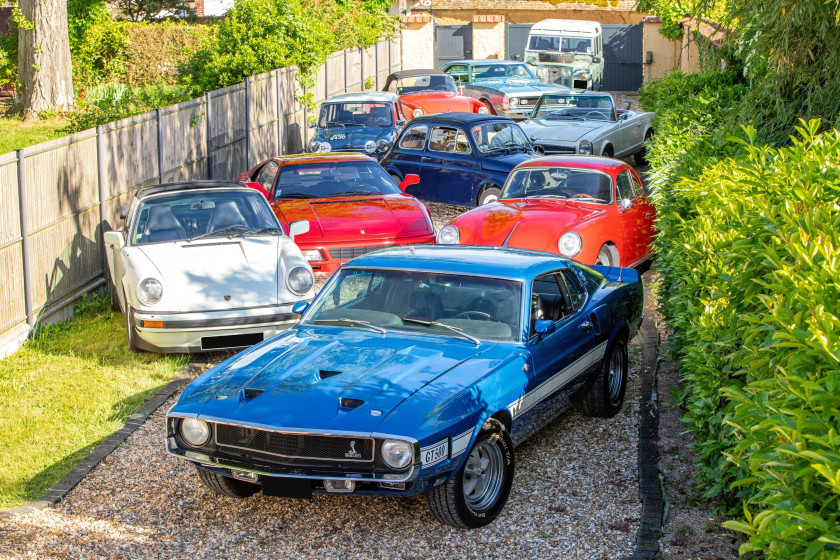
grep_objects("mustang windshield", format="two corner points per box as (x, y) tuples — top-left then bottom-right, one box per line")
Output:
(318, 102), (393, 128)
(531, 94), (615, 121)
(303, 268), (523, 342)
(502, 167), (614, 204)
(472, 63), (535, 81)
(274, 161), (401, 199)
(471, 122), (531, 153)
(132, 190), (279, 245)
(393, 75), (458, 94)
(528, 35), (593, 55)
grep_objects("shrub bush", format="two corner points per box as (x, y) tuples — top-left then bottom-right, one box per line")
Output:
(124, 23), (208, 87)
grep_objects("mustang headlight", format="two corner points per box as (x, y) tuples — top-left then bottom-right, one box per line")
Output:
(509, 97), (519, 107)
(287, 266), (315, 295)
(308, 139), (321, 153)
(376, 139), (391, 152)
(579, 140), (593, 155)
(137, 277), (163, 306)
(180, 418), (211, 447)
(558, 232), (582, 257)
(364, 140), (377, 154)
(382, 439), (413, 469)
(436, 225), (460, 245)
(412, 108), (423, 118)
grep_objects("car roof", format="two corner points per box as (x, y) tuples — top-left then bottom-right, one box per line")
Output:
(515, 155), (630, 172)
(135, 180), (250, 199)
(324, 92), (397, 104)
(529, 19), (601, 35)
(387, 69), (448, 79)
(409, 112), (514, 125)
(444, 60), (528, 67)
(344, 245), (570, 280)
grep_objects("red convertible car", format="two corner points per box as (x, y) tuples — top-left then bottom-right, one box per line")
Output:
(237, 154), (435, 276)
(383, 70), (488, 119)
(436, 156), (656, 268)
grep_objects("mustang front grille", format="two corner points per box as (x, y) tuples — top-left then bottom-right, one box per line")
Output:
(517, 97), (539, 106)
(214, 423), (375, 463)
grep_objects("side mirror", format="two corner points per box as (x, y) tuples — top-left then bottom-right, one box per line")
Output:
(396, 119), (406, 127)
(623, 99), (633, 110)
(104, 230), (125, 249)
(288, 220), (310, 240)
(618, 113), (629, 121)
(534, 320), (556, 338)
(398, 173), (420, 191)
(119, 203), (130, 221)
(292, 301), (309, 316)
(483, 194), (499, 205)
(308, 121), (316, 129)
(457, 85), (464, 95)
(592, 57), (602, 64)
(620, 198), (633, 212)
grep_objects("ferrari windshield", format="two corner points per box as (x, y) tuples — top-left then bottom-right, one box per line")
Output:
(531, 94), (615, 121)
(471, 122), (531, 153)
(303, 268), (523, 342)
(472, 63), (536, 81)
(318, 102), (393, 128)
(132, 190), (279, 245)
(502, 167), (614, 204)
(392, 75), (458, 94)
(274, 160), (401, 199)
(528, 35), (593, 55)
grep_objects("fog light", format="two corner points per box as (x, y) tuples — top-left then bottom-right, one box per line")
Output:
(324, 479), (355, 493)
(232, 470), (258, 483)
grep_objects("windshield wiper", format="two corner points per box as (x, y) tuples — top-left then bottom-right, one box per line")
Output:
(329, 190), (377, 197)
(187, 225), (249, 242)
(325, 121), (346, 128)
(402, 318), (480, 345)
(276, 193), (318, 199)
(312, 318), (387, 334)
(568, 196), (606, 203)
(502, 141), (528, 152)
(241, 226), (284, 235)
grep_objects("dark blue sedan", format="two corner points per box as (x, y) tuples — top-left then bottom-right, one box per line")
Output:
(165, 245), (643, 528)
(380, 113), (538, 207)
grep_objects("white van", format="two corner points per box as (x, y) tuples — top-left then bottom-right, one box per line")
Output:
(524, 19), (604, 91)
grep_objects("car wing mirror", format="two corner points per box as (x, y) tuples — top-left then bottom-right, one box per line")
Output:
(618, 113), (629, 121)
(620, 198), (633, 212)
(308, 120), (316, 129)
(396, 119), (406, 127)
(457, 85), (464, 95)
(119, 203), (130, 221)
(104, 230), (125, 249)
(592, 56), (602, 64)
(292, 301), (309, 316)
(398, 174), (420, 191)
(534, 320), (556, 341)
(623, 99), (633, 110)
(288, 220), (310, 240)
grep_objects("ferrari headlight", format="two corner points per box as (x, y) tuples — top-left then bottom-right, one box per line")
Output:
(308, 140), (321, 153)
(376, 139), (390, 152)
(137, 277), (163, 306)
(509, 97), (519, 107)
(558, 232), (582, 257)
(561, 67), (572, 78)
(180, 418), (210, 447)
(436, 225), (460, 245)
(287, 266), (314, 295)
(579, 140), (593, 155)
(302, 249), (325, 261)
(381, 439), (413, 469)
(413, 108), (423, 118)
(364, 140), (377, 154)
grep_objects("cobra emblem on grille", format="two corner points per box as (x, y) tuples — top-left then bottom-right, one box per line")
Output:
(345, 440), (362, 459)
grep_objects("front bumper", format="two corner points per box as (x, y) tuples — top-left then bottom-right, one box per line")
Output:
(302, 236), (436, 277)
(133, 303), (303, 353)
(497, 107), (535, 120)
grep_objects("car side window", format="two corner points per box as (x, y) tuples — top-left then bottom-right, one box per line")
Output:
(616, 171), (636, 202)
(529, 272), (573, 337)
(429, 126), (471, 154)
(254, 161), (279, 192)
(399, 124), (429, 150)
(628, 170), (649, 197)
(446, 64), (470, 84)
(559, 271), (586, 311)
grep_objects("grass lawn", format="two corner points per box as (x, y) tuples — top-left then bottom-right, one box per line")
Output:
(0, 114), (70, 155)
(0, 297), (188, 510)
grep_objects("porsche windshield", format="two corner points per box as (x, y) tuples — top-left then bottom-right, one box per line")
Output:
(303, 268), (523, 342)
(532, 94), (615, 121)
(318, 102), (393, 128)
(274, 161), (401, 199)
(471, 122), (531, 153)
(502, 167), (614, 204)
(132, 190), (279, 245)
(393, 75), (458, 94)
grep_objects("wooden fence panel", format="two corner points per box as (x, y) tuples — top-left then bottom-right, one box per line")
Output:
(161, 98), (208, 181)
(249, 71), (280, 163)
(101, 112), (159, 201)
(346, 49), (363, 92)
(0, 152), (20, 246)
(0, 152), (24, 333)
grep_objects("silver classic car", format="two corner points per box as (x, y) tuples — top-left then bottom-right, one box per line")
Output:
(441, 60), (571, 119)
(518, 92), (654, 163)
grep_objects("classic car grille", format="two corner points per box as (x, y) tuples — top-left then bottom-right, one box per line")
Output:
(538, 52), (576, 64)
(517, 97), (539, 106)
(214, 423), (375, 463)
(540, 144), (576, 155)
(328, 245), (390, 260)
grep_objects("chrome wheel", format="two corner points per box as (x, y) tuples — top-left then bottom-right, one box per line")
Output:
(607, 343), (625, 407)
(595, 245), (617, 266)
(462, 439), (505, 512)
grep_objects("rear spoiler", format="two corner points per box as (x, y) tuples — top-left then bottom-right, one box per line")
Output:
(590, 264), (639, 284)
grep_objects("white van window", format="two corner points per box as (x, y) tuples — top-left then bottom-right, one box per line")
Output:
(528, 35), (593, 54)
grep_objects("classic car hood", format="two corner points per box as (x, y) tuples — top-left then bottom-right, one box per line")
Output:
(460, 199), (605, 251)
(320, 127), (388, 150)
(137, 237), (280, 311)
(519, 119), (611, 143)
(479, 151), (536, 173)
(400, 92), (474, 113)
(187, 328), (493, 433)
(473, 79), (568, 95)
(274, 195), (426, 243)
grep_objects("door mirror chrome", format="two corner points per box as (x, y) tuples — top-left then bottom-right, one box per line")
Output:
(396, 119), (406, 127)
(534, 320), (556, 335)
(104, 230), (125, 249)
(620, 199), (633, 212)
(288, 220), (310, 240)
(292, 301), (309, 316)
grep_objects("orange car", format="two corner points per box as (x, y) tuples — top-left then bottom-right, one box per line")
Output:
(237, 154), (435, 276)
(383, 70), (488, 119)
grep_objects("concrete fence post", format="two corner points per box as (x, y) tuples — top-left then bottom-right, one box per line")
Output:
(15, 149), (34, 328)
(245, 76), (252, 170)
(156, 108), (164, 183)
(344, 49), (349, 92)
(375, 41), (380, 90)
(96, 125), (107, 270)
(275, 70), (282, 155)
(205, 92), (214, 180)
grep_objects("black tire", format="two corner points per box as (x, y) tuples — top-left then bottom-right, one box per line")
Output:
(124, 303), (142, 353)
(601, 145), (614, 158)
(595, 244), (618, 267)
(581, 336), (628, 418)
(109, 278), (121, 312)
(635, 129), (654, 166)
(477, 186), (501, 206)
(426, 418), (514, 528)
(195, 467), (260, 499)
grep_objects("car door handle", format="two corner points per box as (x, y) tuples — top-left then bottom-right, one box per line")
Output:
(636, 122), (642, 126)
(421, 156), (431, 162)
(580, 320), (593, 330)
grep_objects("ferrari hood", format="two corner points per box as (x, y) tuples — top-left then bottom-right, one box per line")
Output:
(519, 119), (611, 143)
(182, 328), (493, 433)
(137, 237), (280, 311)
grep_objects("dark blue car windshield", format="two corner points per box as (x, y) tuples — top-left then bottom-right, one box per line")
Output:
(274, 161), (401, 199)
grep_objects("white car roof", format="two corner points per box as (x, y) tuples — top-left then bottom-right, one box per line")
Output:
(323, 92), (398, 104)
(529, 19), (601, 36)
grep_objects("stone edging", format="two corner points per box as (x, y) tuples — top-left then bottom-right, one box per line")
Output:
(0, 362), (204, 519)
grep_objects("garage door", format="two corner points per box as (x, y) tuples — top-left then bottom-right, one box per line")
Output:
(602, 24), (643, 91)
(505, 23), (533, 62)
(435, 24), (473, 68)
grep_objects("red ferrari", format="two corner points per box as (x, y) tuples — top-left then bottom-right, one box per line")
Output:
(436, 156), (656, 268)
(237, 154), (435, 276)
(383, 70), (488, 119)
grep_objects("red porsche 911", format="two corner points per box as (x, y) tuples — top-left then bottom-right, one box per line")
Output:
(383, 70), (488, 119)
(237, 154), (435, 276)
(436, 156), (656, 268)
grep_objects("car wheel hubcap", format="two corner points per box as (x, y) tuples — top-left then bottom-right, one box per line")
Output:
(462, 439), (504, 512)
(607, 344), (625, 406)
(596, 248), (613, 266)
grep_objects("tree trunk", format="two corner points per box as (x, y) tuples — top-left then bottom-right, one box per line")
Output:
(15, 0), (75, 118)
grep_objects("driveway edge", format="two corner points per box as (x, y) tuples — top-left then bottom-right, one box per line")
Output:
(0, 361), (204, 519)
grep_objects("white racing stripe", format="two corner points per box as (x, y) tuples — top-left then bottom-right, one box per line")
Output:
(451, 428), (475, 458)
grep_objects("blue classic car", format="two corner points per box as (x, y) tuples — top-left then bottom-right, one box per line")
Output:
(165, 245), (643, 528)
(441, 60), (571, 119)
(379, 113), (538, 207)
(307, 92), (405, 160)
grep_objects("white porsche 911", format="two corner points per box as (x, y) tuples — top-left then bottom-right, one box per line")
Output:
(104, 181), (315, 353)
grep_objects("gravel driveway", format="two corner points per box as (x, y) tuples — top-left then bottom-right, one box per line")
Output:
(0, 196), (647, 560)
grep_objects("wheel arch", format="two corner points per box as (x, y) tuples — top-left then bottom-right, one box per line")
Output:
(475, 181), (502, 205)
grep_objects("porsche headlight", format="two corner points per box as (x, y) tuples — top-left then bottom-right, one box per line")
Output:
(436, 225), (460, 245)
(137, 277), (163, 306)
(558, 232), (582, 257)
(376, 139), (391, 152)
(180, 418), (210, 447)
(579, 140), (593, 155)
(287, 266), (315, 295)
(308, 140), (321, 153)
(509, 97), (519, 107)
(381, 439), (413, 469)
(413, 108), (423, 118)
(364, 140), (377, 154)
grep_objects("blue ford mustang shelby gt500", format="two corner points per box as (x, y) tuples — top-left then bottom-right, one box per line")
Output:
(165, 245), (643, 528)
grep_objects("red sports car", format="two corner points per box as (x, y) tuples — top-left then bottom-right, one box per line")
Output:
(436, 156), (656, 268)
(237, 154), (435, 276)
(383, 70), (488, 119)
